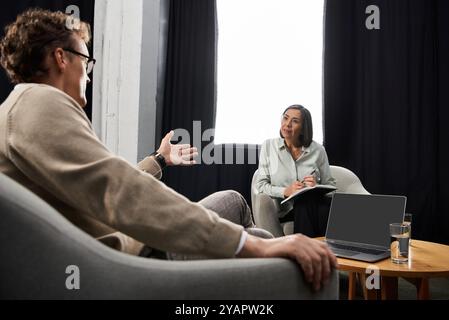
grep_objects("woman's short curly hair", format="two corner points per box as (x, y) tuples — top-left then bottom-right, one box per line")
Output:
(0, 8), (91, 84)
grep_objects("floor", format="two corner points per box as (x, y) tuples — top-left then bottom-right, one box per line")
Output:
(339, 271), (449, 300)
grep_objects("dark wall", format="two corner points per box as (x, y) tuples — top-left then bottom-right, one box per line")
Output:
(0, 0), (95, 119)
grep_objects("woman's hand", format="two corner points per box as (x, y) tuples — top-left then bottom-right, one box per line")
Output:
(157, 131), (198, 166)
(284, 181), (306, 197)
(303, 175), (317, 188)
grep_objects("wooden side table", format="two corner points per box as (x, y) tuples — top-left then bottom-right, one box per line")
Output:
(334, 240), (449, 300)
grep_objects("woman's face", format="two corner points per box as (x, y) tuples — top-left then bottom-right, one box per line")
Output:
(281, 108), (302, 141)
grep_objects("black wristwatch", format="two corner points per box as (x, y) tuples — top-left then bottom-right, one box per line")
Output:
(150, 152), (167, 170)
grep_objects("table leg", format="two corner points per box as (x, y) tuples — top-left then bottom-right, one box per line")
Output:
(360, 273), (380, 300)
(348, 272), (357, 300)
(403, 277), (430, 300)
(417, 278), (430, 300)
(381, 276), (398, 300)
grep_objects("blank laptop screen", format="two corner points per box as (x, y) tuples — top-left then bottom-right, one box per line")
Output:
(326, 193), (406, 248)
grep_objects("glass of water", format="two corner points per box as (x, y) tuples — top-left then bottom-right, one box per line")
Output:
(389, 223), (410, 264)
(403, 213), (412, 244)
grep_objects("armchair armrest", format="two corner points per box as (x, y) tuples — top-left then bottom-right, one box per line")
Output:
(0, 172), (338, 300)
(87, 253), (339, 299)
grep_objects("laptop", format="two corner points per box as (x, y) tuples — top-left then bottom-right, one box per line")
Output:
(325, 193), (407, 262)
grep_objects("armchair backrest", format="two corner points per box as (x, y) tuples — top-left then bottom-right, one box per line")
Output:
(250, 166), (370, 237)
(329, 165), (370, 194)
(251, 166), (369, 202)
(250, 169), (260, 210)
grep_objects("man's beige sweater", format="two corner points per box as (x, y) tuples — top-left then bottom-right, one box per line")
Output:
(0, 83), (243, 257)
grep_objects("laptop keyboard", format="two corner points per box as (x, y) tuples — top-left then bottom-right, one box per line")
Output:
(329, 243), (386, 255)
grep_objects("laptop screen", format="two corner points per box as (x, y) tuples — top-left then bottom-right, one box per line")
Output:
(326, 193), (406, 248)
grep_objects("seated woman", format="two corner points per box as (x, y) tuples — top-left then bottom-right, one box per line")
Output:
(255, 105), (336, 237)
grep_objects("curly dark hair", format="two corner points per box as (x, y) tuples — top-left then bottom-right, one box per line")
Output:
(0, 8), (91, 84)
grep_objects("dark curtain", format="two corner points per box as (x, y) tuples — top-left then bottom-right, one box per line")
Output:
(162, 0), (257, 204)
(161, 0), (218, 201)
(324, 0), (449, 244)
(161, 0), (258, 205)
(0, 0), (95, 120)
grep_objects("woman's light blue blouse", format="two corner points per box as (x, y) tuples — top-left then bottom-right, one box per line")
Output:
(255, 138), (336, 216)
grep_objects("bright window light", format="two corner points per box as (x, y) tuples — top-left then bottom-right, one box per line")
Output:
(215, 0), (324, 145)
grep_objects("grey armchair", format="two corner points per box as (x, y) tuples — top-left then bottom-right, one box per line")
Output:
(251, 165), (370, 237)
(0, 173), (338, 299)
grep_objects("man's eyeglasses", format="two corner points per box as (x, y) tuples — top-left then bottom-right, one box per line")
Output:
(63, 48), (96, 75)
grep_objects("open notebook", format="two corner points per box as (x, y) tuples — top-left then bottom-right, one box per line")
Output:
(281, 184), (337, 205)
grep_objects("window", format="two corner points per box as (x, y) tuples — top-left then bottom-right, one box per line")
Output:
(215, 0), (324, 144)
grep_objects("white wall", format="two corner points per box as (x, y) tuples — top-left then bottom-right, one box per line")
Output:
(138, 0), (169, 161)
(92, 0), (167, 164)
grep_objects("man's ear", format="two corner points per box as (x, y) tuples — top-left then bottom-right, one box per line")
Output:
(52, 48), (67, 73)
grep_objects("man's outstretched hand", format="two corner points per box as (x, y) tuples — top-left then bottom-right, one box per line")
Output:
(157, 131), (198, 166)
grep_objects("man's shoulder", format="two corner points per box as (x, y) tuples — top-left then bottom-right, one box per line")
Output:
(11, 83), (85, 117)
(5, 83), (90, 131)
(16, 83), (78, 106)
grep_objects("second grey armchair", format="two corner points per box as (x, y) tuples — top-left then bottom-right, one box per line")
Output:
(251, 165), (370, 237)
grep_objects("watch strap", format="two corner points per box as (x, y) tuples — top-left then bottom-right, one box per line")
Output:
(150, 152), (167, 169)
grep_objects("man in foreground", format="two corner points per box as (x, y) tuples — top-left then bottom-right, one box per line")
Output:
(0, 8), (337, 291)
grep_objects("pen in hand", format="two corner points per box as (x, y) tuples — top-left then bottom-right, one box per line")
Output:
(300, 169), (317, 185)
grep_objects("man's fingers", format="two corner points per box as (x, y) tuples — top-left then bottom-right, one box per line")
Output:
(299, 259), (314, 284)
(178, 151), (198, 165)
(320, 249), (331, 284)
(182, 159), (197, 166)
(178, 144), (193, 151)
(163, 130), (174, 142)
(311, 254), (322, 291)
(180, 147), (197, 156)
(322, 242), (339, 268)
(330, 250), (339, 268)
(181, 152), (199, 161)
